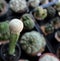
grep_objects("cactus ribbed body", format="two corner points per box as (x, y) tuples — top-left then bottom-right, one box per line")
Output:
(9, 33), (19, 55)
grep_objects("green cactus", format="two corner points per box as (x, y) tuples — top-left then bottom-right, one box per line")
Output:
(0, 3), (4, 12)
(20, 31), (46, 54)
(22, 14), (35, 30)
(45, 23), (54, 33)
(0, 21), (10, 40)
(35, 7), (47, 20)
(55, 2), (60, 11)
(9, 33), (19, 55)
(46, 6), (56, 18)
(8, 19), (23, 55)
(51, 17), (60, 26)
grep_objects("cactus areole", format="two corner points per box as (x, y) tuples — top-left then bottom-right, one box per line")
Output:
(9, 19), (23, 55)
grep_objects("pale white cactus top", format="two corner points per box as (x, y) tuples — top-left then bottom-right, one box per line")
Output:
(9, 19), (23, 34)
(10, 0), (27, 12)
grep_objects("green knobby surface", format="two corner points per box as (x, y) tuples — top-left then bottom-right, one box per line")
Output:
(35, 8), (47, 20)
(0, 21), (10, 40)
(47, 7), (56, 18)
(22, 16), (35, 29)
(45, 23), (54, 33)
(9, 33), (19, 55)
(56, 2), (60, 11)
(51, 17), (60, 25)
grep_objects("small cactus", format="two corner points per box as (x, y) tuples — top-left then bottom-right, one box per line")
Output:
(46, 7), (56, 18)
(20, 31), (46, 55)
(0, 21), (10, 40)
(55, 1), (60, 11)
(51, 17), (60, 25)
(22, 14), (35, 30)
(45, 23), (54, 33)
(35, 7), (47, 20)
(9, 19), (23, 55)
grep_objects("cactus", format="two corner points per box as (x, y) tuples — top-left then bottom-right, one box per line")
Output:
(22, 14), (35, 30)
(28, 0), (40, 8)
(46, 7), (56, 18)
(55, 2), (60, 11)
(9, 19), (23, 55)
(35, 7), (47, 20)
(10, 0), (27, 12)
(51, 17), (60, 25)
(0, 21), (10, 40)
(9, 33), (19, 55)
(20, 31), (46, 54)
(45, 23), (54, 33)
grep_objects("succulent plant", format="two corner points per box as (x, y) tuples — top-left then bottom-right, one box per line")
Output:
(20, 31), (46, 55)
(51, 17), (60, 26)
(45, 23), (54, 33)
(22, 14), (35, 30)
(10, 0), (27, 12)
(28, 0), (40, 8)
(9, 19), (23, 55)
(0, 21), (10, 40)
(55, 2), (60, 11)
(46, 6), (56, 18)
(35, 7), (47, 20)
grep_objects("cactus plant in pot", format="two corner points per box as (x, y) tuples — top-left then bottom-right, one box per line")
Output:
(1, 19), (24, 61)
(0, 21), (10, 45)
(0, 0), (9, 20)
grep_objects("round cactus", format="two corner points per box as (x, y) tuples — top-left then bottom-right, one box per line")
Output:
(0, 21), (10, 40)
(51, 17), (60, 26)
(34, 7), (47, 20)
(45, 23), (54, 33)
(55, 2), (60, 11)
(22, 14), (35, 30)
(28, 0), (40, 8)
(20, 31), (46, 55)
(46, 7), (56, 18)
(9, 0), (27, 13)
